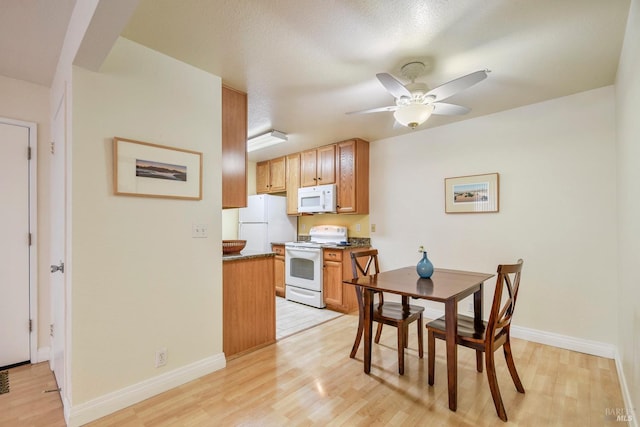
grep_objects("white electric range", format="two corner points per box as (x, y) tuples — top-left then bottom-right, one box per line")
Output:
(284, 225), (348, 308)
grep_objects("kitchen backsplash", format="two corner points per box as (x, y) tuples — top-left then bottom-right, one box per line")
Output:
(297, 213), (370, 238)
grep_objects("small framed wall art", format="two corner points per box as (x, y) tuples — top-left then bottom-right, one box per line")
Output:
(445, 172), (499, 213)
(113, 137), (203, 200)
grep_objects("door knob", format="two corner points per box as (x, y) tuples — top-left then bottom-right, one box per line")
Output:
(50, 261), (64, 273)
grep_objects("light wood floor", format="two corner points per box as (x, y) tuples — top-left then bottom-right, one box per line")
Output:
(1, 313), (624, 426)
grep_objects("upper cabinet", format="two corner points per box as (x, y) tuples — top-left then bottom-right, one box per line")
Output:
(255, 138), (369, 215)
(256, 156), (286, 194)
(301, 144), (336, 187)
(285, 153), (301, 215)
(221, 86), (247, 208)
(336, 138), (369, 214)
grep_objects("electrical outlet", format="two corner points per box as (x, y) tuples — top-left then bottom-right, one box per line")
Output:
(155, 348), (167, 367)
(467, 300), (474, 313)
(371, 224), (376, 232)
(355, 223), (361, 232)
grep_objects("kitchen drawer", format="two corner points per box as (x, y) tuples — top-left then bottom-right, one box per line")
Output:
(323, 249), (342, 262)
(272, 244), (285, 256)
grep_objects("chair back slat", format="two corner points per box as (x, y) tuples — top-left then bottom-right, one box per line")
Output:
(350, 249), (380, 279)
(486, 259), (524, 344)
(350, 249), (381, 311)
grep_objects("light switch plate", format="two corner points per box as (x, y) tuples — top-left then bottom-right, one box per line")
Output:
(192, 224), (208, 238)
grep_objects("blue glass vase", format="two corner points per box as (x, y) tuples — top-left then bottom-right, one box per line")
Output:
(417, 251), (434, 278)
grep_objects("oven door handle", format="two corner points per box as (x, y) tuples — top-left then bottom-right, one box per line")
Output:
(285, 247), (322, 260)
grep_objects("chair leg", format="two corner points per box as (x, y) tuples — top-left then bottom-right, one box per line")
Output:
(476, 350), (483, 372)
(504, 337), (525, 393)
(397, 324), (405, 375)
(374, 322), (383, 343)
(485, 349), (508, 422)
(404, 325), (409, 348)
(349, 316), (364, 359)
(417, 314), (424, 358)
(427, 329), (435, 385)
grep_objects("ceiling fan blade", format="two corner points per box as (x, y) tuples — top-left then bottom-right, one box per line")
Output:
(431, 102), (470, 116)
(426, 70), (488, 102)
(376, 73), (411, 98)
(346, 105), (398, 115)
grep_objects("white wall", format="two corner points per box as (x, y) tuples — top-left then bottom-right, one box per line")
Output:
(370, 86), (618, 344)
(70, 36), (222, 408)
(0, 75), (51, 354)
(616, 0), (640, 418)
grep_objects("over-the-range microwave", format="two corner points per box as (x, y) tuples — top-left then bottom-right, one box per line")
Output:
(297, 184), (337, 213)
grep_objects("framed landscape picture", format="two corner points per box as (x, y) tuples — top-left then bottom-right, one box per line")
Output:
(445, 173), (499, 213)
(113, 137), (203, 200)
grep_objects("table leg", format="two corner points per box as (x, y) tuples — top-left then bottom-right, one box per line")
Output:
(401, 295), (409, 314)
(363, 288), (373, 374)
(474, 283), (484, 372)
(445, 299), (458, 411)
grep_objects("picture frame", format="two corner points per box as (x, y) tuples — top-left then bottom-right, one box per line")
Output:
(113, 137), (203, 200)
(445, 173), (499, 213)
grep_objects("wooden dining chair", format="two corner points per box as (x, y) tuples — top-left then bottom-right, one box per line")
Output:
(350, 249), (424, 375)
(426, 259), (525, 421)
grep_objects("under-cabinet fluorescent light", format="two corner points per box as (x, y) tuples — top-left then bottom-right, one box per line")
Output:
(247, 130), (288, 152)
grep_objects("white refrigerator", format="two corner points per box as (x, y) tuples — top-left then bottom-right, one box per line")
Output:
(238, 195), (297, 253)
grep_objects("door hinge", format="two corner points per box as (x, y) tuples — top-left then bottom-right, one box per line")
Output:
(28, 233), (32, 246)
(50, 141), (55, 154)
(50, 324), (54, 337)
(29, 319), (32, 332)
(28, 146), (32, 160)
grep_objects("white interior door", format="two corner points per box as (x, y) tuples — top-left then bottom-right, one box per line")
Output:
(0, 121), (31, 368)
(50, 95), (66, 393)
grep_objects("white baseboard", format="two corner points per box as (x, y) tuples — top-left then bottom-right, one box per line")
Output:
(36, 346), (50, 363)
(423, 307), (616, 359)
(67, 353), (226, 427)
(509, 324), (616, 359)
(614, 350), (638, 427)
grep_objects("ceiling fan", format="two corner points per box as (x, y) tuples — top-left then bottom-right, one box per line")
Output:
(347, 62), (489, 129)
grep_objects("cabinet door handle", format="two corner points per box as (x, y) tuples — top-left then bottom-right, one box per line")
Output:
(318, 177), (322, 180)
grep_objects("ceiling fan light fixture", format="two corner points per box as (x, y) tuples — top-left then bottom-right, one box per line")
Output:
(393, 104), (435, 129)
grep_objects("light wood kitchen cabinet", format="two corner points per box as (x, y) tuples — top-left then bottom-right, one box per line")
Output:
(323, 249), (344, 308)
(301, 144), (336, 187)
(272, 244), (285, 297)
(223, 255), (276, 358)
(256, 156), (286, 194)
(336, 138), (369, 214)
(285, 153), (301, 215)
(221, 85), (247, 208)
(323, 247), (370, 313)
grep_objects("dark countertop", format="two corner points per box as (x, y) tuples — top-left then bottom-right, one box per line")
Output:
(271, 241), (371, 250)
(321, 243), (371, 250)
(222, 250), (276, 262)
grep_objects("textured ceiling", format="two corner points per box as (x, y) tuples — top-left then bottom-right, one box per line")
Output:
(121, 0), (630, 161)
(0, 1), (630, 162)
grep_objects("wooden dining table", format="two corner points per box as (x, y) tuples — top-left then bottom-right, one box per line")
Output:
(344, 266), (494, 411)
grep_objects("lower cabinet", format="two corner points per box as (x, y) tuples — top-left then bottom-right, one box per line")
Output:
(223, 255), (275, 358)
(323, 248), (368, 313)
(272, 244), (285, 297)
